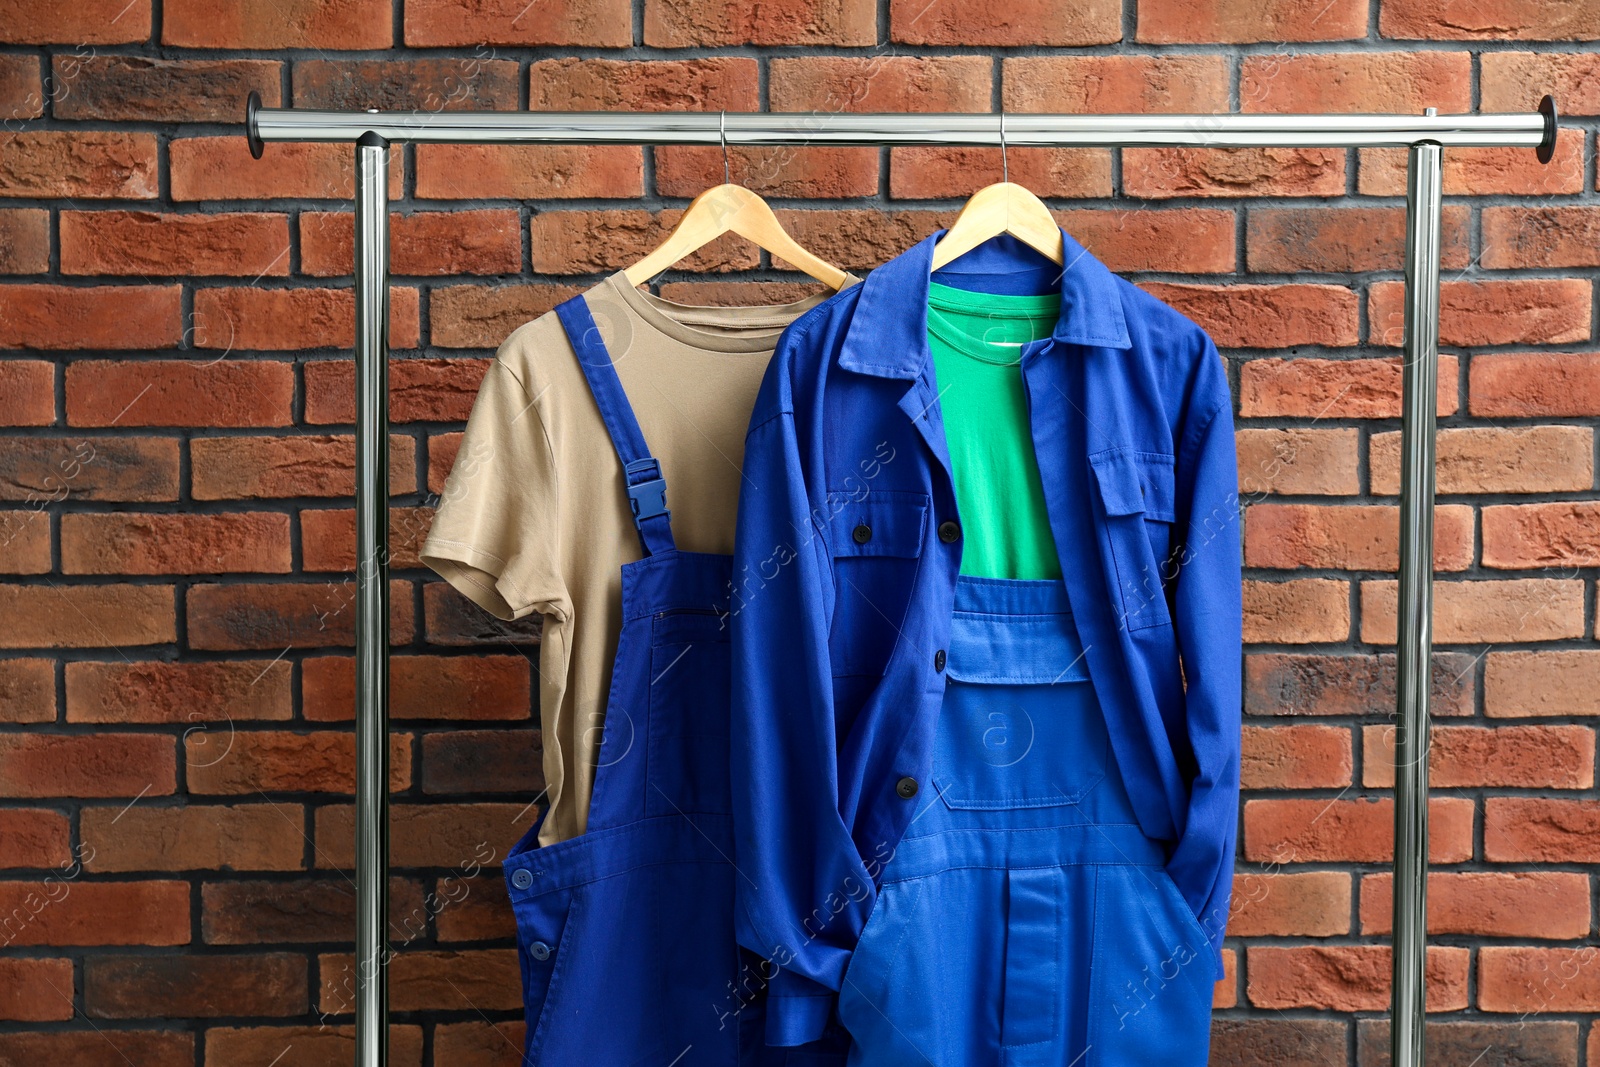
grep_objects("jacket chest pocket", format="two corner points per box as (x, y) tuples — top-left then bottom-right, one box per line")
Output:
(825, 490), (928, 678)
(1089, 449), (1177, 632)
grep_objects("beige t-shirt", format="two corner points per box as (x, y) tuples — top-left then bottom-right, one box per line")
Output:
(422, 272), (854, 847)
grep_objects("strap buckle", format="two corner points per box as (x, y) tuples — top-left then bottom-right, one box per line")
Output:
(624, 457), (668, 523)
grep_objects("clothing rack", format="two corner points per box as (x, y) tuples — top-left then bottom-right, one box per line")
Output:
(244, 93), (1559, 1067)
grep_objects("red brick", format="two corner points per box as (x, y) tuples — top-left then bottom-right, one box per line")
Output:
(657, 144), (879, 200)
(0, 585), (174, 649)
(1482, 51), (1600, 114)
(0, 435), (178, 502)
(535, 56), (758, 111)
(190, 434), (416, 500)
(1359, 128), (1586, 197)
(0, 957), (74, 1021)
(428, 284), (582, 349)
(1137, 0), (1365, 41)
(0, 208), (49, 273)
(1240, 355), (1458, 419)
(0, 0), (151, 43)
(313, 802), (538, 868)
(1370, 426), (1593, 495)
(301, 506), (436, 572)
(1246, 205), (1470, 273)
(1227, 871), (1351, 937)
(1005, 55), (1227, 113)
(1485, 798), (1600, 863)
(82, 804), (304, 872)
(301, 209), (520, 277)
(1, 515), (50, 574)
(1483, 207), (1600, 269)
(60, 210), (287, 278)
(415, 144), (641, 202)
(0, 658), (55, 723)
(304, 358), (488, 427)
(1240, 51), (1471, 113)
(892, 0), (1118, 44)
(0, 1030), (194, 1064)
(61, 512), (291, 575)
(432, 871), (517, 942)
(1052, 209), (1234, 274)
(0, 285), (180, 349)
(0, 55), (40, 120)
(1486, 651), (1600, 718)
(317, 948), (520, 1014)
(1124, 148), (1345, 199)
(890, 149), (1112, 200)
(52, 56), (281, 122)
(529, 208), (757, 275)
(85, 953), (307, 1018)
(1141, 283), (1358, 349)
(169, 137), (404, 203)
(1243, 797), (1474, 864)
(1381, 0), (1600, 40)
(648, 0), (873, 45)
(1247, 945), (1468, 1012)
(759, 212), (951, 277)
(0, 880), (188, 946)
(773, 55), (987, 114)
(1361, 579), (1585, 645)
(434, 1020), (529, 1064)
(163, 0), (390, 47)
(1365, 724), (1594, 789)
(1236, 429), (1361, 497)
(186, 730), (410, 794)
(0, 808), (70, 868)
(421, 728), (544, 795)
(1485, 502), (1600, 568)
(186, 580), (415, 650)
(302, 654), (532, 721)
(408, 0), (629, 46)
(422, 582), (543, 646)
(192, 286), (420, 351)
(66, 359), (293, 428)
(1247, 652), (1476, 719)
(0, 732), (175, 797)
(203, 1025), (423, 1067)
(295, 57), (519, 112)
(67, 660), (292, 724)
(0, 359), (53, 425)
(1362, 871), (1590, 938)
(1471, 352), (1600, 417)
(0, 131), (157, 198)
(1480, 947), (1600, 1014)
(1243, 579), (1350, 644)
(201, 878), (426, 946)
(1245, 503), (1473, 571)
(1241, 724), (1352, 789)
(1369, 279), (1591, 348)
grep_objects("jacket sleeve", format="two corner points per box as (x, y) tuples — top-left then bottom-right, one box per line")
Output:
(1164, 338), (1242, 983)
(730, 396), (876, 1044)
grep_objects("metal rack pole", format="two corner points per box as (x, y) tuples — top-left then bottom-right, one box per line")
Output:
(241, 95), (1557, 1067)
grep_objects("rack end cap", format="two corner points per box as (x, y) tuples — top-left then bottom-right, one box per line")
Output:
(1537, 94), (1557, 164)
(246, 90), (264, 160)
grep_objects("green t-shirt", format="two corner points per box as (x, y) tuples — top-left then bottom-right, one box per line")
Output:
(926, 281), (1063, 580)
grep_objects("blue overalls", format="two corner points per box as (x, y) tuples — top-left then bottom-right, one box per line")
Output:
(501, 295), (852, 1066)
(835, 576), (1217, 1066)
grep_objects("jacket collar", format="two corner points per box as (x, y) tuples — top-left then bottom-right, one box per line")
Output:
(838, 227), (1132, 380)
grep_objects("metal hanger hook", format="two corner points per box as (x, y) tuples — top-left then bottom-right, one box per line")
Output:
(720, 109), (730, 185)
(999, 109), (1008, 183)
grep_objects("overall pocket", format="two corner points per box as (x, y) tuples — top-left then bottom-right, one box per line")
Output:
(1088, 449), (1176, 632)
(645, 609), (732, 818)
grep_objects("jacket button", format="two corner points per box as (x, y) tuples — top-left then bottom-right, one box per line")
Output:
(529, 941), (552, 961)
(896, 776), (918, 799)
(938, 520), (961, 543)
(852, 523), (872, 544)
(510, 868), (533, 890)
(934, 649), (946, 672)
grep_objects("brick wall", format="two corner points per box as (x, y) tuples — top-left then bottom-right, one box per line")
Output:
(1, 0), (1598, 1064)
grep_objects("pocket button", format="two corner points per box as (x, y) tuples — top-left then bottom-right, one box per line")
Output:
(510, 868), (533, 890)
(529, 940), (552, 961)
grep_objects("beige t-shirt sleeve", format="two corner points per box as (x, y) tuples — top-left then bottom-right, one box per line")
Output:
(422, 357), (564, 623)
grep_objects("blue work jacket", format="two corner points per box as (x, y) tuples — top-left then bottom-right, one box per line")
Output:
(730, 230), (1242, 1044)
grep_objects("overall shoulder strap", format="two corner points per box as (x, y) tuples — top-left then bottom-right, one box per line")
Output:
(553, 294), (675, 556)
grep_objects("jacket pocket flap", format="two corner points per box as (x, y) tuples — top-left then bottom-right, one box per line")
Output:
(826, 490), (928, 558)
(1089, 449), (1175, 522)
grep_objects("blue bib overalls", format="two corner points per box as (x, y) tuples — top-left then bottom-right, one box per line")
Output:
(836, 576), (1217, 1066)
(501, 295), (851, 1066)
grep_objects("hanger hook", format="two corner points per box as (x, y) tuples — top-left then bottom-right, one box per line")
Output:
(999, 109), (1008, 184)
(720, 109), (729, 185)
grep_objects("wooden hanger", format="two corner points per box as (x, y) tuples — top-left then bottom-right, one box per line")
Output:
(930, 112), (1064, 270)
